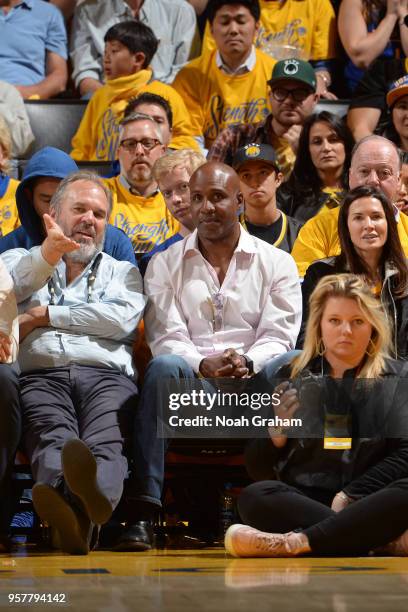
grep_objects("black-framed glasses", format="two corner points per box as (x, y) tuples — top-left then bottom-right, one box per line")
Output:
(119, 138), (161, 153)
(272, 87), (311, 103)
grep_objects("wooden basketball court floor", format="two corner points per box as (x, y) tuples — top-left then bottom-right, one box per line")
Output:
(1, 547), (408, 611)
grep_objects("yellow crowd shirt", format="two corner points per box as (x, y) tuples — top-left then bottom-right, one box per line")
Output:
(104, 176), (179, 255)
(292, 207), (408, 277)
(0, 177), (20, 238)
(172, 49), (276, 148)
(202, 0), (336, 62)
(71, 70), (198, 161)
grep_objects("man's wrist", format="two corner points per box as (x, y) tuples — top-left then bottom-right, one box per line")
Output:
(243, 354), (254, 375)
(316, 71), (331, 88)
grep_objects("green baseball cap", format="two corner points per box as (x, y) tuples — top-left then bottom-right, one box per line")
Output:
(268, 58), (317, 91)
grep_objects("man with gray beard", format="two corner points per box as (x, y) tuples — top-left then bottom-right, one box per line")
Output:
(1, 171), (147, 555)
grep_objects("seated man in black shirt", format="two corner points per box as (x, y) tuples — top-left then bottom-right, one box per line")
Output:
(232, 144), (302, 253)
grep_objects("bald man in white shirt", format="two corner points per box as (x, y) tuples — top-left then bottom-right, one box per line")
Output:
(116, 161), (301, 551)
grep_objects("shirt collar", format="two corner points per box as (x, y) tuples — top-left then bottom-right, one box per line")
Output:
(184, 225), (258, 256)
(119, 174), (159, 197)
(215, 46), (256, 75)
(9, 0), (33, 8)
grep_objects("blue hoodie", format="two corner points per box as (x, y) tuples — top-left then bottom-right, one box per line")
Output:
(0, 147), (136, 265)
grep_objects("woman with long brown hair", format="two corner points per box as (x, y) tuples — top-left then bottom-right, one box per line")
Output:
(298, 185), (408, 358)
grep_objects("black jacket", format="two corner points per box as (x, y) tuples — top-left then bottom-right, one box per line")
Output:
(297, 257), (408, 359)
(277, 183), (345, 224)
(245, 357), (408, 504)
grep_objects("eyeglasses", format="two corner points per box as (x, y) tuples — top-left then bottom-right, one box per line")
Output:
(272, 87), (311, 103)
(119, 138), (161, 153)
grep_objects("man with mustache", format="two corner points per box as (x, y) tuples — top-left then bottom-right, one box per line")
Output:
(208, 57), (319, 178)
(112, 161), (301, 551)
(2, 172), (148, 555)
(104, 113), (179, 259)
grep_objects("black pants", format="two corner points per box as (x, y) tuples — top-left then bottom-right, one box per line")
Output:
(20, 365), (137, 510)
(0, 364), (21, 534)
(238, 479), (408, 555)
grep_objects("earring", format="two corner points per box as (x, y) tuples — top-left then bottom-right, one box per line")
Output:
(365, 338), (376, 357)
(316, 338), (325, 356)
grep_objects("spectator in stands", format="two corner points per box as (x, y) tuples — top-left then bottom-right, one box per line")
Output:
(0, 0), (68, 99)
(202, 0), (337, 99)
(0, 115), (19, 238)
(113, 161), (301, 551)
(347, 55), (406, 141)
(383, 75), (408, 152)
(277, 111), (354, 223)
(104, 113), (179, 258)
(0, 147), (135, 264)
(292, 135), (408, 277)
(70, 21), (197, 161)
(338, 0), (408, 94)
(70, 0), (197, 96)
(139, 148), (206, 275)
(233, 143), (302, 252)
(0, 257), (19, 553)
(208, 57), (318, 177)
(225, 274), (408, 559)
(298, 185), (408, 357)
(2, 172), (146, 555)
(0, 82), (34, 158)
(172, 0), (276, 151)
(124, 93), (174, 148)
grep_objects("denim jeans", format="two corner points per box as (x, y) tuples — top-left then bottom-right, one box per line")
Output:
(130, 351), (301, 508)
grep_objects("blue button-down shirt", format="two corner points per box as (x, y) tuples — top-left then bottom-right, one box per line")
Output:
(0, 0), (67, 86)
(2, 247), (146, 379)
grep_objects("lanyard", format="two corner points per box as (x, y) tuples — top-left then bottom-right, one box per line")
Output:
(48, 253), (103, 306)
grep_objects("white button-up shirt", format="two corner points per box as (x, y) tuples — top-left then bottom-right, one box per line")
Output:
(2, 247), (145, 378)
(144, 226), (301, 373)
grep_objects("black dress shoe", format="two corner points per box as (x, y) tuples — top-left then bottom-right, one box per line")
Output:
(111, 521), (155, 552)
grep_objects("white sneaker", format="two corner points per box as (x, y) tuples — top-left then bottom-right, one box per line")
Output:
(225, 523), (292, 558)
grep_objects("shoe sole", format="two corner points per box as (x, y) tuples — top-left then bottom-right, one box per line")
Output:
(32, 484), (89, 555)
(62, 439), (113, 525)
(224, 523), (246, 557)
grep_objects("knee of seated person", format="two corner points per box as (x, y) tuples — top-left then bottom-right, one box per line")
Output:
(259, 350), (302, 379)
(238, 481), (288, 521)
(145, 354), (192, 376)
(0, 364), (19, 398)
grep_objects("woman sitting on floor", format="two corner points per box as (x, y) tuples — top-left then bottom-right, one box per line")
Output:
(298, 185), (408, 358)
(225, 274), (408, 558)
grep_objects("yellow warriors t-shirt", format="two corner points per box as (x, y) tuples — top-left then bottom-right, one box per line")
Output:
(71, 70), (198, 161)
(104, 176), (179, 255)
(172, 49), (276, 148)
(202, 0), (336, 62)
(0, 177), (20, 238)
